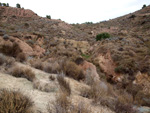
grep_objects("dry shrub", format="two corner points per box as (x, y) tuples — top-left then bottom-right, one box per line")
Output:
(49, 75), (55, 81)
(81, 80), (109, 103)
(63, 61), (84, 80)
(10, 66), (35, 82)
(16, 52), (27, 62)
(89, 82), (108, 103)
(0, 53), (6, 65)
(0, 53), (15, 68)
(57, 74), (71, 96)
(80, 81), (120, 110)
(84, 69), (95, 86)
(117, 90), (133, 104)
(33, 79), (58, 92)
(47, 92), (91, 113)
(126, 84), (142, 100)
(115, 101), (137, 113)
(134, 91), (150, 106)
(31, 60), (44, 70)
(47, 92), (70, 113)
(24, 68), (36, 82)
(0, 89), (33, 113)
(69, 102), (91, 113)
(5, 57), (15, 67)
(0, 41), (21, 57)
(43, 62), (61, 74)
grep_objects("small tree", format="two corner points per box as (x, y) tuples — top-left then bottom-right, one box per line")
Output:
(96, 32), (111, 41)
(142, 4), (146, 9)
(0, 3), (2, 6)
(16, 3), (21, 8)
(46, 15), (51, 19)
(6, 3), (9, 7)
(2, 3), (6, 6)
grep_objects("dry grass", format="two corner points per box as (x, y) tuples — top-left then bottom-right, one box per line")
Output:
(33, 79), (58, 92)
(47, 92), (71, 113)
(81, 80), (109, 103)
(80, 80), (136, 112)
(62, 61), (84, 80)
(10, 66), (35, 82)
(0, 89), (33, 113)
(47, 92), (91, 113)
(57, 73), (71, 96)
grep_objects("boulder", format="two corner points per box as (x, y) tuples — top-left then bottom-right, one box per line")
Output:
(78, 60), (100, 82)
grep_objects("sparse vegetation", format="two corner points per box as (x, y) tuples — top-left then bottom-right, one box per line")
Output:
(0, 3), (150, 113)
(31, 60), (44, 70)
(62, 61), (84, 80)
(115, 101), (137, 113)
(84, 22), (93, 24)
(0, 53), (6, 65)
(96, 32), (111, 41)
(46, 15), (51, 19)
(57, 73), (71, 96)
(49, 75), (55, 81)
(10, 66), (35, 82)
(0, 89), (33, 113)
(0, 53), (15, 67)
(2, 3), (6, 6)
(16, 52), (27, 62)
(81, 53), (90, 59)
(142, 4), (146, 9)
(47, 92), (91, 113)
(16, 3), (21, 8)
(6, 3), (9, 7)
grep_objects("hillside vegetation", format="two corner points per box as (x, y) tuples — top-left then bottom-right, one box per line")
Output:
(0, 4), (150, 113)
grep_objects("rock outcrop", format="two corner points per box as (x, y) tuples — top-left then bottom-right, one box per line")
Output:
(94, 52), (123, 82)
(0, 6), (38, 18)
(79, 60), (100, 82)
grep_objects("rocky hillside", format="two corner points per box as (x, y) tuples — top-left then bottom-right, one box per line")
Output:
(0, 5), (150, 113)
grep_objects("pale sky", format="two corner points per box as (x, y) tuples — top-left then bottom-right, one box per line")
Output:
(0, 0), (149, 23)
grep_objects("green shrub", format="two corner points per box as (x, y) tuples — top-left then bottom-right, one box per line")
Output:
(81, 54), (90, 59)
(96, 32), (111, 41)
(0, 3), (2, 6)
(0, 89), (33, 113)
(84, 22), (93, 24)
(142, 4), (146, 9)
(16, 3), (21, 8)
(2, 3), (6, 6)
(46, 15), (51, 19)
(114, 66), (125, 73)
(6, 3), (9, 7)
